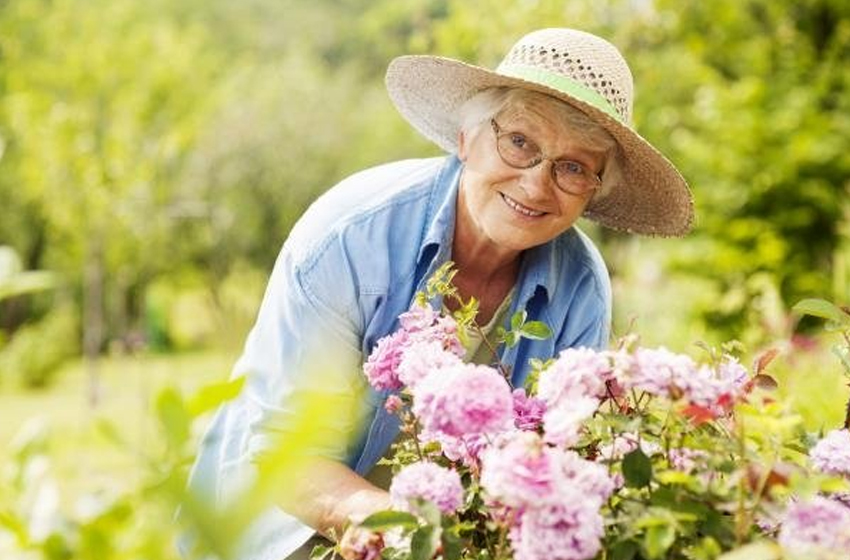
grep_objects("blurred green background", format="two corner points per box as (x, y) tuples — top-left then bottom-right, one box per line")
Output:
(0, 0), (848, 558)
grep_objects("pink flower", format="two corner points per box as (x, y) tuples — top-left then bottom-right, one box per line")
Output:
(617, 348), (746, 418)
(668, 447), (709, 473)
(810, 429), (850, 478)
(398, 305), (440, 332)
(389, 462), (464, 515)
(363, 330), (408, 391)
(623, 347), (698, 397)
(596, 433), (660, 463)
(512, 388), (547, 431)
(538, 347), (612, 407)
(675, 362), (746, 417)
(383, 395), (404, 414)
(557, 450), (615, 505)
(401, 306), (465, 357)
(363, 303), (465, 392)
(778, 496), (850, 558)
(412, 363), (513, 439)
(509, 499), (605, 560)
(480, 431), (565, 508)
(420, 430), (489, 467)
(542, 396), (598, 447)
(480, 432), (614, 509)
(397, 340), (463, 388)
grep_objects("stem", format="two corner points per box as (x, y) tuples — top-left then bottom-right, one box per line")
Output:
(449, 292), (511, 382)
(494, 511), (515, 560)
(404, 410), (425, 461)
(842, 331), (850, 429)
(844, 381), (850, 430)
(734, 414), (748, 545)
(605, 382), (627, 412)
(474, 321), (511, 382)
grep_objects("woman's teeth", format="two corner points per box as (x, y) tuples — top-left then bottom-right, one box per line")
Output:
(503, 194), (544, 217)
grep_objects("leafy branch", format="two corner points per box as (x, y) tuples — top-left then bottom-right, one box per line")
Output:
(417, 261), (552, 382)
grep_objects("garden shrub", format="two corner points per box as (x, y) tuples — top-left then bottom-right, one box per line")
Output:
(0, 304), (78, 389)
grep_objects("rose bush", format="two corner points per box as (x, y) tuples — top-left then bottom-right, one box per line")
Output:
(321, 272), (850, 560)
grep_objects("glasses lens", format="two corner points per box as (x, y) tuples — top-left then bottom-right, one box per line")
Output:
(552, 160), (596, 195)
(492, 120), (600, 196)
(496, 133), (539, 168)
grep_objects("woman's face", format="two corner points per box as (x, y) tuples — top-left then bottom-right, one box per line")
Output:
(457, 101), (606, 254)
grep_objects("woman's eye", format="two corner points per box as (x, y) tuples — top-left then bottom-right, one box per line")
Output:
(509, 133), (528, 149)
(558, 160), (586, 176)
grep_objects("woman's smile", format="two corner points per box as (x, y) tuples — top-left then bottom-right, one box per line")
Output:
(500, 193), (546, 218)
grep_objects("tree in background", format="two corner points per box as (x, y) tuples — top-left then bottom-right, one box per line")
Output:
(0, 0), (226, 397)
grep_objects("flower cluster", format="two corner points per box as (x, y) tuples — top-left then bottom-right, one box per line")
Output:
(480, 432), (614, 560)
(363, 305), (465, 391)
(389, 462), (464, 515)
(778, 496), (850, 559)
(809, 428), (850, 477)
(343, 297), (850, 560)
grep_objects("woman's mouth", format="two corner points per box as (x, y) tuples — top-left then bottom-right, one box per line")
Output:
(501, 193), (545, 218)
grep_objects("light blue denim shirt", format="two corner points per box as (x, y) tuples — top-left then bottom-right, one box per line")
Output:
(186, 155), (612, 560)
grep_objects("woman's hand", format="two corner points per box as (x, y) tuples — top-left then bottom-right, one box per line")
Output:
(338, 525), (384, 560)
(279, 457), (392, 539)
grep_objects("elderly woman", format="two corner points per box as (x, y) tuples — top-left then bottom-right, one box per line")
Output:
(187, 28), (692, 559)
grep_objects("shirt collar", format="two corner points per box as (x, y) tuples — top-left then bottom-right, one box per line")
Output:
(416, 155), (462, 267)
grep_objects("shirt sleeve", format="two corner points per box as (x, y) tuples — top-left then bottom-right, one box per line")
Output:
(232, 236), (375, 467)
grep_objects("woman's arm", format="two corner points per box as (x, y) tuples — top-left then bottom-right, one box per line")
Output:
(281, 458), (391, 539)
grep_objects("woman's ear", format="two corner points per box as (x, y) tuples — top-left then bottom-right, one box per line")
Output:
(457, 130), (468, 162)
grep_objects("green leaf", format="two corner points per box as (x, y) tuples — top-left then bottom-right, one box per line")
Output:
(793, 298), (850, 326)
(642, 524), (676, 559)
(410, 525), (440, 560)
(359, 510), (419, 532)
(501, 330), (519, 347)
(609, 540), (639, 560)
(186, 376), (246, 417)
(717, 540), (782, 560)
(95, 418), (127, 448)
(519, 320), (553, 340)
(440, 528), (463, 560)
(510, 309), (527, 330)
(622, 448), (653, 488)
(0, 508), (29, 545)
(155, 386), (191, 449)
(655, 470), (696, 486)
(309, 544), (334, 560)
(684, 536), (723, 560)
(412, 498), (442, 527)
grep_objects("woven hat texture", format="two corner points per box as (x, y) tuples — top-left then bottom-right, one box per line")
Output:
(385, 28), (694, 236)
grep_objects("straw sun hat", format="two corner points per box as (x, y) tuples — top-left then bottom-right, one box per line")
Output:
(385, 28), (694, 237)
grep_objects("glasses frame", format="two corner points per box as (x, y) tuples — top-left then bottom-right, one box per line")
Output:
(489, 119), (602, 196)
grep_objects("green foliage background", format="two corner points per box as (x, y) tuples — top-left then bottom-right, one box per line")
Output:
(1, 0), (848, 359)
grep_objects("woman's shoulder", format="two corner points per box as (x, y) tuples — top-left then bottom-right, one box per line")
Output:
(547, 226), (612, 306)
(556, 227), (609, 279)
(284, 156), (453, 270)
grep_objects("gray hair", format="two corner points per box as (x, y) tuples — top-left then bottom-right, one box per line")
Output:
(456, 87), (623, 198)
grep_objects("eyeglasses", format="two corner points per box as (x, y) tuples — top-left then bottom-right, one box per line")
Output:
(490, 119), (602, 196)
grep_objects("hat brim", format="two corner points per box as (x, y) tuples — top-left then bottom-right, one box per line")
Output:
(385, 55), (694, 237)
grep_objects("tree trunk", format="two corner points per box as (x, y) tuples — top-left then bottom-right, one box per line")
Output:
(83, 238), (104, 407)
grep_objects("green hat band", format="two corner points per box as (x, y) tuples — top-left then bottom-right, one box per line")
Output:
(497, 63), (622, 122)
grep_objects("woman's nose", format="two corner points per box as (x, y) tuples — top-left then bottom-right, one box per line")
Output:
(520, 160), (556, 198)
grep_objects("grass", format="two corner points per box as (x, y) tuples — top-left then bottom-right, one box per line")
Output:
(0, 350), (236, 504)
